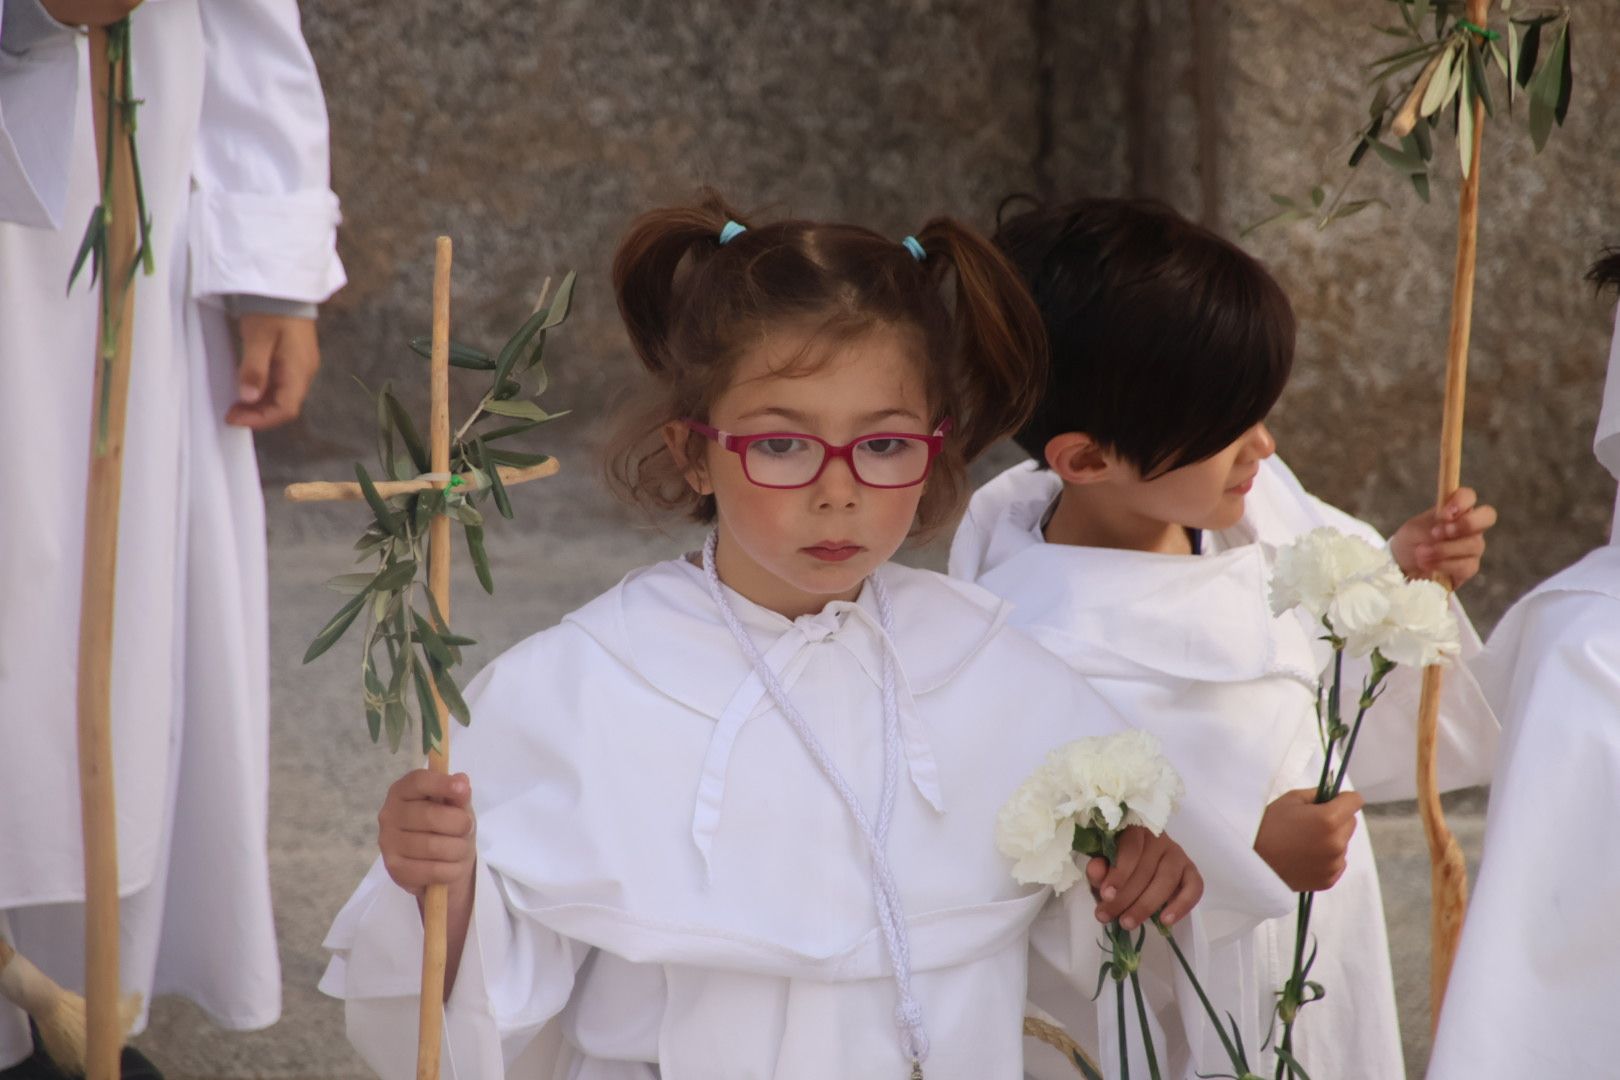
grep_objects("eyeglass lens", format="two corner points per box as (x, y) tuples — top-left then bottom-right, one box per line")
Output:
(745, 436), (931, 487)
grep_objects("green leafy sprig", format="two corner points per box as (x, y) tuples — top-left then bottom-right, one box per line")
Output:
(1246, 0), (1574, 235)
(301, 273), (575, 754)
(68, 19), (156, 454)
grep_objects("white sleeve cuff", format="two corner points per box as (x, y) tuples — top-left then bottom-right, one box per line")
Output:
(188, 186), (345, 303)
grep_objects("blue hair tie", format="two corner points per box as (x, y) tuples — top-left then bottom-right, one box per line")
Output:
(718, 220), (747, 246)
(900, 235), (926, 262)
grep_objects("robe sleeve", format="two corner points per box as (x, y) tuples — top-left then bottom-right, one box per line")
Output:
(1338, 610), (1498, 802)
(0, 0), (78, 228)
(319, 856), (587, 1080)
(189, 0), (344, 303)
(1427, 591), (1620, 1077)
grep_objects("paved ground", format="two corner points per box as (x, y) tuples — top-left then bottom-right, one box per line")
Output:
(128, 468), (1486, 1079)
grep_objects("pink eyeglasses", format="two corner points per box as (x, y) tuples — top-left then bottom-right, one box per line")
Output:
(684, 419), (951, 489)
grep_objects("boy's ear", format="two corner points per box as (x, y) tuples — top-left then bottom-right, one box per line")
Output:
(1044, 432), (1112, 486)
(661, 421), (713, 495)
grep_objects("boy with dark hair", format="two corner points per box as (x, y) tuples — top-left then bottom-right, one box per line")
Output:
(951, 198), (1500, 1078)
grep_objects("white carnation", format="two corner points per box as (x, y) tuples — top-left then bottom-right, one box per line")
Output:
(1269, 528), (1402, 621)
(1349, 578), (1460, 667)
(996, 730), (1185, 894)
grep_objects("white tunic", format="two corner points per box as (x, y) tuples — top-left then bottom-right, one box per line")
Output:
(950, 458), (1499, 1080)
(321, 559), (1287, 1080)
(1429, 305), (1620, 1078)
(0, 0), (343, 1061)
(1424, 548), (1620, 1078)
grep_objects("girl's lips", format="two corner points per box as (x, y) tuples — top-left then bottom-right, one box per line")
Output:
(1227, 476), (1256, 495)
(803, 544), (863, 562)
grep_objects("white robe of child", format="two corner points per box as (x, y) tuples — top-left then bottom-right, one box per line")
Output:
(321, 559), (1288, 1080)
(1427, 306), (1620, 1078)
(950, 457), (1499, 1080)
(0, 0), (343, 1062)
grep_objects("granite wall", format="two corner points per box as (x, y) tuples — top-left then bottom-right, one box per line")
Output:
(275, 0), (1620, 628)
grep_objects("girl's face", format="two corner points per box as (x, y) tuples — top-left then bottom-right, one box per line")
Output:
(1124, 422), (1277, 532)
(674, 323), (934, 618)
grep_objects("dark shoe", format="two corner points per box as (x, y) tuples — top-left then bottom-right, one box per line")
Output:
(0, 1022), (164, 1080)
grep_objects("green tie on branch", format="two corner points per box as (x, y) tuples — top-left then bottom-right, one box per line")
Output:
(1244, 0), (1574, 236)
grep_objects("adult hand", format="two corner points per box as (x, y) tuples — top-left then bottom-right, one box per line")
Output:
(40, 0), (142, 27)
(226, 313), (321, 430)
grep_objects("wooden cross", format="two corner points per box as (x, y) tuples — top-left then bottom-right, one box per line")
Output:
(284, 237), (559, 1079)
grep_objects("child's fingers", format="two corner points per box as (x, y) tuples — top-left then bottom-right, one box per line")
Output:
(1429, 503), (1497, 541)
(1086, 855), (1110, 890)
(1322, 791), (1366, 823)
(1440, 487), (1478, 520)
(1096, 827), (1146, 905)
(382, 854), (468, 892)
(1097, 833), (1165, 925)
(390, 799), (474, 838)
(1115, 853), (1183, 931)
(1156, 863), (1205, 927)
(390, 830), (473, 864)
(392, 769), (472, 807)
(1414, 535), (1485, 572)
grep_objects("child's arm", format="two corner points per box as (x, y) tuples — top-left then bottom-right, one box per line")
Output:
(1084, 826), (1204, 932)
(1252, 788), (1364, 891)
(378, 768), (478, 995)
(1388, 486), (1498, 587)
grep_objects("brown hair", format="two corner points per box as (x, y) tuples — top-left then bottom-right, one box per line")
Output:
(605, 190), (1047, 539)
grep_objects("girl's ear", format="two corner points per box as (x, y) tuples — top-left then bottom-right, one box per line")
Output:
(1044, 432), (1113, 486)
(661, 421), (713, 495)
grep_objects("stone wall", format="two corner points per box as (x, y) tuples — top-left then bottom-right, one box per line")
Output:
(276, 0), (1620, 628)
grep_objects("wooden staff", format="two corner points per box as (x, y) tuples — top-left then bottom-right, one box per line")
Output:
(1417, 0), (1488, 1032)
(77, 27), (140, 1080)
(415, 236), (455, 1080)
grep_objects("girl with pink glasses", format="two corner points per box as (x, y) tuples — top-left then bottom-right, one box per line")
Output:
(319, 193), (1267, 1079)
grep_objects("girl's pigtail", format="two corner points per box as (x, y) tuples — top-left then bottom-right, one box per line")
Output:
(914, 218), (1048, 461)
(612, 190), (745, 376)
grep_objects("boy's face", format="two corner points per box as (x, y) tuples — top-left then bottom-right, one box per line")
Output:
(1118, 423), (1276, 532)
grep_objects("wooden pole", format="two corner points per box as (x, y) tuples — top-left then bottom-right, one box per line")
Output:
(77, 28), (139, 1080)
(415, 237), (454, 1080)
(1418, 0), (1488, 1033)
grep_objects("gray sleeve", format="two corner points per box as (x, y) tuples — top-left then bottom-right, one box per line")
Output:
(226, 293), (319, 321)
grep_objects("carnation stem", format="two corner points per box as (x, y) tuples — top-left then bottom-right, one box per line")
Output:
(1116, 972), (1131, 1080)
(1129, 969), (1163, 1080)
(1153, 915), (1250, 1074)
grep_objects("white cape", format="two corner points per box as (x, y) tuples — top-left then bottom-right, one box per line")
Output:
(0, 0), (342, 1061)
(322, 559), (1285, 1080)
(950, 458), (1499, 1079)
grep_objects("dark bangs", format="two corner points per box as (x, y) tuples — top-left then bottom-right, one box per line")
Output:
(997, 197), (1294, 478)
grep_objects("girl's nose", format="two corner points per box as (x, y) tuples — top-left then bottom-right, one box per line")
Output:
(813, 454), (860, 509)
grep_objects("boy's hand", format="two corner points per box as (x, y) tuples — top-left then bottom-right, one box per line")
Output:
(1084, 826), (1204, 931)
(378, 769), (476, 899)
(1389, 487), (1497, 588)
(1254, 789), (1364, 892)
